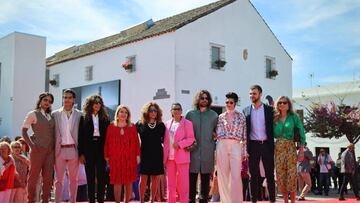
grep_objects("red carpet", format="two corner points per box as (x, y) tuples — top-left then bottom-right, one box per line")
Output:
(61, 199), (359, 203)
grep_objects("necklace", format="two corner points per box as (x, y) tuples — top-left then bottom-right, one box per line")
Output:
(148, 122), (157, 129)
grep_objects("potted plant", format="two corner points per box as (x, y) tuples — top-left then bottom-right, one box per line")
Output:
(214, 59), (226, 68)
(269, 69), (278, 77)
(122, 61), (133, 72)
(49, 79), (57, 86)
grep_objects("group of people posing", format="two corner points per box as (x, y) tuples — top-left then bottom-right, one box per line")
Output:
(0, 84), (307, 203)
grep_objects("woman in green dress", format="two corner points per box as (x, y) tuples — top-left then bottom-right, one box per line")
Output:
(273, 96), (306, 203)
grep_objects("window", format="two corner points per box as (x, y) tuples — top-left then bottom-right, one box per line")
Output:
(49, 74), (60, 87)
(127, 55), (136, 71)
(210, 43), (225, 69)
(85, 66), (93, 81)
(265, 56), (276, 79)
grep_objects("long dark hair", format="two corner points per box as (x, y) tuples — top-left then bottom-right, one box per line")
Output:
(35, 92), (54, 114)
(192, 90), (213, 110)
(82, 95), (109, 121)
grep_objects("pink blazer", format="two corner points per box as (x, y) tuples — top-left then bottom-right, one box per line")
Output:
(163, 117), (195, 164)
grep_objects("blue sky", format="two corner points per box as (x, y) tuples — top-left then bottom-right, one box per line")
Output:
(1, 0), (359, 88)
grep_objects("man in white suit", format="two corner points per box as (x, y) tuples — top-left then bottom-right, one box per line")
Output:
(52, 89), (82, 203)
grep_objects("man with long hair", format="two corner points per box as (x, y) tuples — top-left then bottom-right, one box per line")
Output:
(22, 92), (55, 203)
(185, 90), (218, 203)
(53, 89), (82, 203)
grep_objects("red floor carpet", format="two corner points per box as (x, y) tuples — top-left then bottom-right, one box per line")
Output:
(62, 200), (358, 203)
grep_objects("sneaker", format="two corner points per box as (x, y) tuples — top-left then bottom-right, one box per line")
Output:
(297, 197), (306, 201)
(339, 197), (345, 201)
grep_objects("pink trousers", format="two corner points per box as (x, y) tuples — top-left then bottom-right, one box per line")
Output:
(166, 160), (189, 203)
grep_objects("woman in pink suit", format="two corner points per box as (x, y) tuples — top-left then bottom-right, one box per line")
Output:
(164, 103), (195, 203)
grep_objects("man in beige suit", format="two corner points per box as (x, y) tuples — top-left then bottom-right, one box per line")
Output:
(52, 89), (82, 203)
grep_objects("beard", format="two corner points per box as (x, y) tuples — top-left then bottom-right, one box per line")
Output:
(251, 97), (260, 104)
(199, 102), (208, 108)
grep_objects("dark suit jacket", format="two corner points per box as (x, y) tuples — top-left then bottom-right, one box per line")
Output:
(78, 115), (110, 159)
(243, 104), (274, 153)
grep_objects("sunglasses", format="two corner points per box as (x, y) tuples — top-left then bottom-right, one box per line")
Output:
(200, 97), (209, 101)
(12, 146), (21, 149)
(172, 108), (182, 111)
(42, 98), (53, 103)
(148, 109), (158, 113)
(225, 101), (234, 105)
(278, 101), (288, 105)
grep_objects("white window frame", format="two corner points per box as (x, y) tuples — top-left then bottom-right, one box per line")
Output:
(126, 55), (136, 72)
(85, 65), (93, 81)
(265, 56), (276, 79)
(210, 43), (225, 70)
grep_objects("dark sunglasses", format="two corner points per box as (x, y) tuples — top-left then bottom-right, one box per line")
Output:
(278, 101), (288, 105)
(172, 108), (182, 111)
(148, 109), (158, 113)
(225, 101), (234, 105)
(12, 146), (21, 149)
(200, 97), (209, 101)
(42, 98), (53, 103)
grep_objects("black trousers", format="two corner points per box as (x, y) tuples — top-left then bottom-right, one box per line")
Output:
(85, 141), (107, 203)
(190, 173), (210, 203)
(242, 178), (251, 201)
(340, 173), (359, 198)
(248, 141), (276, 202)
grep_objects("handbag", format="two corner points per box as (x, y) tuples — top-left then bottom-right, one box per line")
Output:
(184, 140), (197, 152)
(293, 115), (301, 144)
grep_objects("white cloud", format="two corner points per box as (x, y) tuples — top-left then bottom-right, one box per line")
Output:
(319, 75), (359, 84)
(347, 58), (360, 69)
(0, 0), (220, 56)
(289, 0), (360, 30)
(130, 0), (217, 20)
(0, 0), (134, 56)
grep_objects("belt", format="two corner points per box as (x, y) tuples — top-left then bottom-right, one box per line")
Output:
(61, 144), (75, 148)
(220, 137), (241, 142)
(250, 140), (267, 144)
(92, 137), (100, 141)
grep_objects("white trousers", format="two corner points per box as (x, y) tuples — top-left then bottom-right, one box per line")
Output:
(216, 139), (243, 203)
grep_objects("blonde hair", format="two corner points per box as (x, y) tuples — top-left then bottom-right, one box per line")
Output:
(114, 105), (132, 126)
(0, 141), (12, 155)
(273, 96), (295, 123)
(10, 141), (21, 148)
(139, 102), (163, 124)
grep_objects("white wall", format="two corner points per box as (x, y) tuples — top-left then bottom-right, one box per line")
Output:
(0, 32), (46, 138)
(49, 33), (176, 121)
(0, 33), (15, 137)
(174, 0), (292, 112)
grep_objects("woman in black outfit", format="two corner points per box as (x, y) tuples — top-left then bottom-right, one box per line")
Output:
(136, 102), (165, 203)
(78, 95), (110, 203)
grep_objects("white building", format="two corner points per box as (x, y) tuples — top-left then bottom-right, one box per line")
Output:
(0, 32), (46, 137)
(293, 80), (360, 159)
(47, 0), (292, 120)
